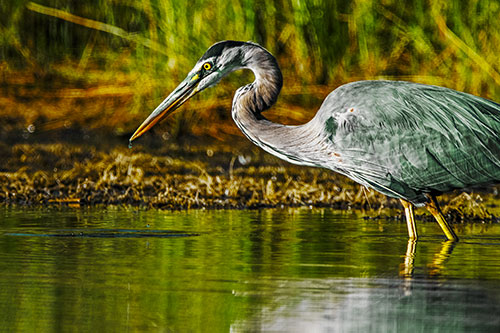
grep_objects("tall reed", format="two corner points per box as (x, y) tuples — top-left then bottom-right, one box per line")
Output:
(1, 0), (499, 138)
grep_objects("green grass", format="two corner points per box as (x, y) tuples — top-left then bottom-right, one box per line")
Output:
(1, 0), (500, 139)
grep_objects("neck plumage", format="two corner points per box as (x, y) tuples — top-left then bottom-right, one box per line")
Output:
(231, 45), (325, 167)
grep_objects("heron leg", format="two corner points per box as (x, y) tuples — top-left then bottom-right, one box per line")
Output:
(426, 195), (459, 241)
(400, 199), (417, 240)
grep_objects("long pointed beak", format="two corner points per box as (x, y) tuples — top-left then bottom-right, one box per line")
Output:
(129, 74), (201, 143)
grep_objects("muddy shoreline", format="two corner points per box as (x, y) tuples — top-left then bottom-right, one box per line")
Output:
(1, 135), (498, 222)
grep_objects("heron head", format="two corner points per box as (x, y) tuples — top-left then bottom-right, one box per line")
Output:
(129, 40), (250, 143)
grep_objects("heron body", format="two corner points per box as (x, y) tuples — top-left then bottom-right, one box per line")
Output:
(130, 40), (500, 241)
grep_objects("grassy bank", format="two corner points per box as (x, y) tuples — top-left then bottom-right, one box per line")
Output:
(1, 141), (498, 222)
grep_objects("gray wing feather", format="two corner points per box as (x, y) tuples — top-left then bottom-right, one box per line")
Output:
(316, 80), (500, 204)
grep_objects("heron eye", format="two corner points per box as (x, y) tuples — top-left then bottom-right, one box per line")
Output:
(203, 62), (212, 71)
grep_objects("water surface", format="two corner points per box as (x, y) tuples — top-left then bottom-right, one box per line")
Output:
(1, 207), (500, 331)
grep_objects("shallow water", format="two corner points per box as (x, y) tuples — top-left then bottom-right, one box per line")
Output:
(1, 207), (500, 332)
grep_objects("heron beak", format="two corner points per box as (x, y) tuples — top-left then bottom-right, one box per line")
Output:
(129, 73), (201, 143)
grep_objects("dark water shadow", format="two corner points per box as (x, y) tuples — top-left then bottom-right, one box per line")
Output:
(5, 228), (200, 238)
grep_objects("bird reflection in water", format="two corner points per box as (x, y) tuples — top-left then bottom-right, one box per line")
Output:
(400, 239), (456, 279)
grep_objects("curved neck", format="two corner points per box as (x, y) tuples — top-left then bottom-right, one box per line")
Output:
(233, 45), (283, 115)
(231, 46), (326, 167)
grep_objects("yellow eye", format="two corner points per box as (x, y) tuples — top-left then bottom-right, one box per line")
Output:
(203, 62), (212, 70)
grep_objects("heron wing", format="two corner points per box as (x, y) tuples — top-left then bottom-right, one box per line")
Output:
(317, 80), (500, 204)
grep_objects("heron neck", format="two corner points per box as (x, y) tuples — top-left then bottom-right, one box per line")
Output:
(231, 47), (325, 167)
(235, 45), (283, 115)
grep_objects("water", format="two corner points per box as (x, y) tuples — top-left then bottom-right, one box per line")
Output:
(1, 207), (500, 332)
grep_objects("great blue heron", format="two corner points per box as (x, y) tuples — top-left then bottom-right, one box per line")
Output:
(130, 40), (500, 241)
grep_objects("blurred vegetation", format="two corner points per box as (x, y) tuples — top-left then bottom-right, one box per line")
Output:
(1, 0), (500, 141)
(0, 1), (499, 214)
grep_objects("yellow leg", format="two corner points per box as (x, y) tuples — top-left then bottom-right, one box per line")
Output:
(400, 199), (417, 240)
(426, 195), (459, 241)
